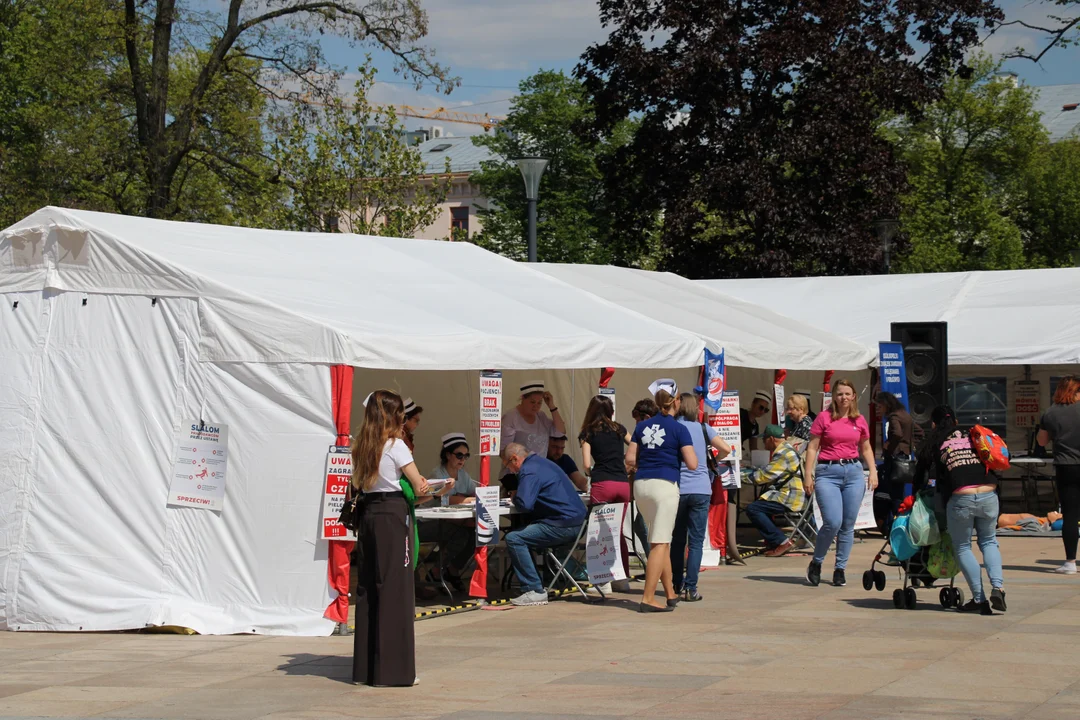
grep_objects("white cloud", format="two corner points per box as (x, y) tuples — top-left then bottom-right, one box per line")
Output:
(422, 0), (609, 70)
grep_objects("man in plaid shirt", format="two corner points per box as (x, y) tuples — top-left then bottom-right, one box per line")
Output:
(743, 425), (807, 557)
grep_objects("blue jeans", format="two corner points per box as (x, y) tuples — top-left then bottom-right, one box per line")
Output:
(670, 494), (710, 592)
(746, 499), (790, 547)
(947, 492), (1004, 603)
(812, 463), (866, 569)
(504, 521), (582, 593)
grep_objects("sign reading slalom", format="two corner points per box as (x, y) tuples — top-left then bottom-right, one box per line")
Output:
(168, 420), (230, 511)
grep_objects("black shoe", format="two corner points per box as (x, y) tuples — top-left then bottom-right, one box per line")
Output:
(666, 597), (680, 608)
(806, 561), (822, 587)
(990, 588), (1007, 613)
(957, 599), (993, 615)
(682, 589), (704, 602)
(833, 569), (846, 587)
(638, 602), (675, 613)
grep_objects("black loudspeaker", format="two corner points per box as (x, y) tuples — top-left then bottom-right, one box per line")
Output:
(891, 322), (948, 431)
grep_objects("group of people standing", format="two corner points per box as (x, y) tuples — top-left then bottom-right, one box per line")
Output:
(346, 375), (1080, 687)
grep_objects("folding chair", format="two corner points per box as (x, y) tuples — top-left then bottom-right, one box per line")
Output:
(780, 496), (817, 549)
(543, 514), (605, 602)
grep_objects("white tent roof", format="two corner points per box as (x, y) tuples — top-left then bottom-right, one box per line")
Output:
(700, 268), (1080, 366)
(535, 264), (875, 370)
(0, 208), (705, 370)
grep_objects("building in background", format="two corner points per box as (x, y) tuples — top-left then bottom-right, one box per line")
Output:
(1031, 84), (1080, 142)
(410, 135), (496, 241)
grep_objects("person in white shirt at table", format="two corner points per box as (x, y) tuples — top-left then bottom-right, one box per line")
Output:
(501, 380), (565, 492)
(419, 433), (473, 591)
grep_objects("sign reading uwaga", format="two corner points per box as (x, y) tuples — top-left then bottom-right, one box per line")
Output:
(322, 448), (353, 539)
(168, 421), (229, 511)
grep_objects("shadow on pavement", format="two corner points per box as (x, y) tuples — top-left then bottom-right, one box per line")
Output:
(277, 653), (355, 685)
(743, 575), (808, 585)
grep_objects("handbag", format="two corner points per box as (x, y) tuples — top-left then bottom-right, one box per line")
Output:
(889, 456), (916, 487)
(700, 421), (720, 479)
(338, 483), (363, 532)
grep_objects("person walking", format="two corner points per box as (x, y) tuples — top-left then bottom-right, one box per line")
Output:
(625, 384), (697, 612)
(875, 390), (914, 484)
(351, 390), (430, 687)
(804, 379), (878, 587)
(672, 393), (731, 601)
(1038, 375), (1080, 574)
(915, 405), (1007, 613)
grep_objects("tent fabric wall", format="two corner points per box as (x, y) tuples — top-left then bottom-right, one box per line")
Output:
(699, 268), (1080, 366)
(0, 290), (335, 635)
(535, 264), (876, 370)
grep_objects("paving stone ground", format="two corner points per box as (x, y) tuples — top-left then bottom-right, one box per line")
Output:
(2, 537), (1078, 720)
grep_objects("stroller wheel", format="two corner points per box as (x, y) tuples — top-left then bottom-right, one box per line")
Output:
(874, 570), (887, 591)
(939, 587), (951, 608)
(903, 587), (918, 609)
(953, 587), (965, 608)
(862, 570), (874, 591)
(892, 588), (905, 609)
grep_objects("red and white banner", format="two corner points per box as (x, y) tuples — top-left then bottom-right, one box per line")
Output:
(321, 448), (353, 540)
(478, 371), (503, 457)
(707, 390), (741, 461)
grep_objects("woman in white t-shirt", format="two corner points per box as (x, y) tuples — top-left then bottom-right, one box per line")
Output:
(500, 380), (565, 491)
(350, 390), (430, 688)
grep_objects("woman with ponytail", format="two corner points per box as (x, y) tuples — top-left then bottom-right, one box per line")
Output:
(625, 383), (697, 613)
(351, 390), (431, 687)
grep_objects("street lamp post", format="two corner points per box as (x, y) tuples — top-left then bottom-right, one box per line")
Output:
(873, 218), (900, 274)
(514, 157), (549, 263)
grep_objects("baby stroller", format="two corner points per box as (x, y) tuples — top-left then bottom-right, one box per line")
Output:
(862, 489), (962, 610)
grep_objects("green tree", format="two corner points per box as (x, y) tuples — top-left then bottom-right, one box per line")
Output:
(1023, 138), (1080, 267)
(470, 70), (651, 265)
(893, 54), (1048, 272)
(269, 63), (449, 235)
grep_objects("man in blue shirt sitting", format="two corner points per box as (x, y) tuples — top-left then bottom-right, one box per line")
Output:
(501, 443), (588, 606)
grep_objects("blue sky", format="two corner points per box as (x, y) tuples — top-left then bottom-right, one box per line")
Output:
(314, 0), (1079, 136)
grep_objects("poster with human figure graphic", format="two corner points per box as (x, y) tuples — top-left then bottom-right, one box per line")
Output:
(168, 420), (229, 511)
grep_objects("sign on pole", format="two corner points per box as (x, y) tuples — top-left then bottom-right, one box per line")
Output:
(878, 342), (910, 410)
(168, 420), (229, 511)
(478, 371), (503, 457)
(321, 447), (353, 540)
(598, 386), (616, 422)
(707, 390), (741, 461)
(474, 486), (501, 547)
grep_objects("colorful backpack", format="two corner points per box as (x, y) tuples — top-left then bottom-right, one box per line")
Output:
(969, 424), (1010, 471)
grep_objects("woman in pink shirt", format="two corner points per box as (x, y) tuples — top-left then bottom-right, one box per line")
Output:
(803, 379), (878, 587)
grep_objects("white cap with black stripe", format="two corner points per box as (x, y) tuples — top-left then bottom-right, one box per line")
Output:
(441, 432), (468, 449)
(753, 390), (772, 405)
(403, 397), (418, 415)
(520, 380), (545, 395)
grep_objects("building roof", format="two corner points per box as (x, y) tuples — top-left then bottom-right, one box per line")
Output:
(416, 136), (498, 175)
(1032, 84), (1080, 142)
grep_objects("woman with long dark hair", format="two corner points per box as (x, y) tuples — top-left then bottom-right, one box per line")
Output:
(1038, 376), (1080, 575)
(915, 405), (1006, 614)
(351, 390), (430, 687)
(579, 395), (631, 589)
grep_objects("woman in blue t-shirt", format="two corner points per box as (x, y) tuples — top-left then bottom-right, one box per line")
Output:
(626, 386), (697, 613)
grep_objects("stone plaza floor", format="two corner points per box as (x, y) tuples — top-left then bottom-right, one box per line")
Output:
(1, 536), (1078, 720)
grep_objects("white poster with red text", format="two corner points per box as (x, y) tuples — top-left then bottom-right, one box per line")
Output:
(479, 371), (503, 457)
(168, 421), (229, 511)
(321, 448), (353, 540)
(707, 391), (741, 461)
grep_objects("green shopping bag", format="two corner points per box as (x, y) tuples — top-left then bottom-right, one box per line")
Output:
(928, 532), (960, 579)
(907, 492), (941, 547)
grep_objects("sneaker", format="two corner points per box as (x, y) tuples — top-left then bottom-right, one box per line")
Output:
(990, 588), (1007, 613)
(1054, 562), (1077, 575)
(682, 588), (704, 602)
(956, 599), (993, 615)
(611, 579), (632, 593)
(806, 561), (822, 587)
(764, 540), (795, 557)
(510, 590), (549, 606)
(833, 569), (847, 587)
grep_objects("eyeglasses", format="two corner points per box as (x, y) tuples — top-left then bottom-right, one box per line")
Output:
(452, 451), (471, 460)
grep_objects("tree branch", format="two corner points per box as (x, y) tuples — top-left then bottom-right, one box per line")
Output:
(987, 15), (1080, 64)
(123, 0), (149, 147)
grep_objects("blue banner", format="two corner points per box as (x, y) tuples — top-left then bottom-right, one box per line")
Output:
(703, 348), (726, 412)
(878, 342), (909, 411)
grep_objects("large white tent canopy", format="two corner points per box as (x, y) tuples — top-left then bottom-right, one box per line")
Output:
(536, 264), (875, 370)
(1, 207), (707, 370)
(700, 268), (1080, 366)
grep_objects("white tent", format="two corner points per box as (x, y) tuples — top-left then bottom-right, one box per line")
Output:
(0, 207), (711, 636)
(699, 269), (1080, 366)
(536, 264), (876, 370)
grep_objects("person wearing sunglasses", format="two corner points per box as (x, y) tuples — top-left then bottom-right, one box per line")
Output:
(417, 433), (472, 591)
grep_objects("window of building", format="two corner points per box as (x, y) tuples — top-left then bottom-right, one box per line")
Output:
(450, 207), (469, 237)
(947, 376), (1007, 436)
